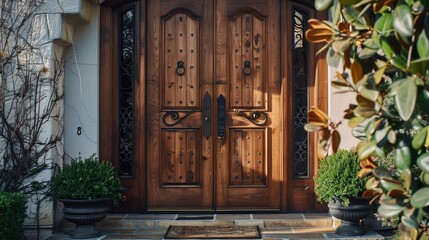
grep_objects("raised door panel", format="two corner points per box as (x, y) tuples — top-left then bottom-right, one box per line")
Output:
(162, 12), (200, 109)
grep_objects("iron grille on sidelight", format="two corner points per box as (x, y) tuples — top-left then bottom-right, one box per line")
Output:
(118, 7), (135, 177)
(292, 9), (309, 178)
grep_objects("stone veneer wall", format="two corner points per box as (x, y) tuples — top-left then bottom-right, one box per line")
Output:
(11, 0), (96, 231)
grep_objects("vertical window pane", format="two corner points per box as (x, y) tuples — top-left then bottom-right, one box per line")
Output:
(292, 9), (309, 178)
(118, 8), (135, 177)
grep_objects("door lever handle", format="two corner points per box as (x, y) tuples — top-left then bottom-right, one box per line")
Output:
(202, 92), (212, 139)
(217, 95), (226, 145)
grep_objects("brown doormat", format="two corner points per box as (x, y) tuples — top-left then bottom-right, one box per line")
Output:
(164, 225), (261, 239)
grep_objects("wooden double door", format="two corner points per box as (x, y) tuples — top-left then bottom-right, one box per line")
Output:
(146, 0), (282, 211)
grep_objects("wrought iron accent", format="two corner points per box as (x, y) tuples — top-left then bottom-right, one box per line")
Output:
(202, 92), (212, 139)
(175, 61), (186, 76)
(118, 7), (136, 177)
(242, 60), (252, 76)
(292, 9), (309, 178)
(233, 109), (268, 126)
(294, 11), (304, 49)
(217, 95), (226, 144)
(162, 110), (196, 126)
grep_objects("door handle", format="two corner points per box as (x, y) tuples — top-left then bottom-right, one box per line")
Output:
(202, 92), (211, 139)
(217, 95), (226, 145)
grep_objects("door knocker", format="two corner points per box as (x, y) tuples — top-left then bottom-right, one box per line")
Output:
(242, 60), (252, 76)
(176, 61), (186, 76)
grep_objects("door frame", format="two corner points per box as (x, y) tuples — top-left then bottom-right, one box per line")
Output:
(99, 0), (328, 213)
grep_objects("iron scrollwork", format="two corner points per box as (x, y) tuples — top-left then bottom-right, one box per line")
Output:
(162, 110), (195, 127)
(233, 109), (268, 126)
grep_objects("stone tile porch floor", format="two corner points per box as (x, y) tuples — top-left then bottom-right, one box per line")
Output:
(39, 213), (393, 240)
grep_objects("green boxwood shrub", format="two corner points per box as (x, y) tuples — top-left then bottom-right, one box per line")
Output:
(0, 192), (26, 240)
(314, 149), (366, 206)
(51, 154), (121, 205)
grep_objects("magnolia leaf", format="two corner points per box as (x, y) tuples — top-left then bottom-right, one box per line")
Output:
(358, 47), (379, 59)
(373, 65), (386, 85)
(390, 54), (407, 70)
(393, 4), (413, 38)
(317, 129), (331, 159)
(412, 126), (428, 149)
(374, 13), (393, 36)
(304, 122), (327, 132)
(387, 189), (407, 198)
(401, 168), (412, 192)
(395, 77), (417, 121)
(357, 140), (376, 160)
(305, 28), (333, 43)
(327, 47), (342, 67)
(359, 39), (380, 59)
(359, 76), (379, 102)
(308, 106), (329, 124)
(394, 140), (411, 170)
(375, 126), (390, 143)
(386, 79), (405, 97)
(354, 105), (376, 118)
(421, 173), (429, 185)
(332, 38), (351, 53)
(417, 31), (429, 58)
(379, 36), (394, 59)
(348, 116), (364, 128)
(308, 19), (332, 30)
(331, 130), (341, 153)
(417, 152), (429, 173)
(351, 61), (363, 84)
(401, 215), (418, 229)
(363, 189), (381, 200)
(410, 187), (429, 208)
(373, 166), (391, 178)
(315, 0), (334, 11)
(378, 204), (404, 218)
(360, 158), (377, 169)
(342, 5), (369, 30)
(409, 58), (429, 75)
(386, 129), (396, 144)
(359, 167), (374, 178)
(331, 80), (351, 88)
(380, 178), (403, 193)
(365, 176), (379, 189)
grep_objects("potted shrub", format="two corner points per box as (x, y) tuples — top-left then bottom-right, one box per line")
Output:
(51, 154), (121, 239)
(314, 149), (370, 236)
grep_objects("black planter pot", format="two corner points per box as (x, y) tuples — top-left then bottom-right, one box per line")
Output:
(60, 198), (111, 239)
(328, 197), (371, 236)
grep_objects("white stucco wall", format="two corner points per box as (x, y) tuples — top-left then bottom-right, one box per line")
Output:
(64, 6), (100, 162)
(328, 66), (359, 151)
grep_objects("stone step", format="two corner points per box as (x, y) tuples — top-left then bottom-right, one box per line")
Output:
(53, 213), (340, 239)
(59, 213), (337, 230)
